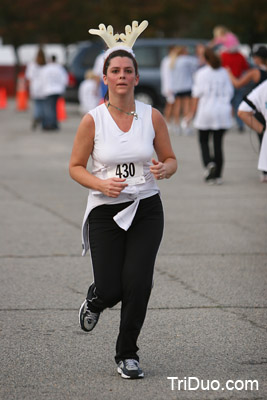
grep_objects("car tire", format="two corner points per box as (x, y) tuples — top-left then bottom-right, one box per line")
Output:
(135, 89), (155, 106)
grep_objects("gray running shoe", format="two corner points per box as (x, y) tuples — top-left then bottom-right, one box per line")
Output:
(117, 359), (144, 379)
(205, 162), (217, 181)
(79, 299), (100, 332)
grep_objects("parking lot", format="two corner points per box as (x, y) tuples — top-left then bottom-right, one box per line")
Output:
(0, 101), (266, 399)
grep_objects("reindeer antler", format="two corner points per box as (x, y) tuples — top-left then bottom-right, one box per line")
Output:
(89, 24), (120, 48)
(119, 20), (148, 48)
(89, 20), (148, 49)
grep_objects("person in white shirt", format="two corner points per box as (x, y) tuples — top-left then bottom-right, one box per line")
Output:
(78, 69), (101, 115)
(238, 80), (267, 182)
(172, 46), (199, 134)
(189, 47), (234, 184)
(25, 47), (46, 130)
(69, 41), (177, 379)
(93, 52), (107, 101)
(41, 55), (68, 130)
(160, 46), (177, 130)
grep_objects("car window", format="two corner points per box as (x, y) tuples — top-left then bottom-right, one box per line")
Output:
(186, 45), (197, 56)
(80, 47), (102, 69)
(134, 47), (159, 68)
(159, 46), (170, 60)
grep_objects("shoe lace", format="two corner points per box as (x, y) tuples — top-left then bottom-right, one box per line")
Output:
(125, 359), (138, 370)
(85, 307), (99, 322)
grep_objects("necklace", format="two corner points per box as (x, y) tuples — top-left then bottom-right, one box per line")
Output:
(107, 101), (138, 120)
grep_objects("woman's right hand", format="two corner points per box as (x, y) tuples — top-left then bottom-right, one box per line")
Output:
(99, 178), (128, 197)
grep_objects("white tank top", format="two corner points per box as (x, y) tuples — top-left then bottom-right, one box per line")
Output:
(81, 100), (159, 255)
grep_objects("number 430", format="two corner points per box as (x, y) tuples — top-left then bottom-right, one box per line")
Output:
(116, 163), (135, 178)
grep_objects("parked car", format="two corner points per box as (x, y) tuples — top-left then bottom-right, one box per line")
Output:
(0, 45), (18, 96)
(0, 43), (74, 97)
(65, 38), (207, 107)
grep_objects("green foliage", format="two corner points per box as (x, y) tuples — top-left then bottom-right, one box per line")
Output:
(0, 0), (266, 46)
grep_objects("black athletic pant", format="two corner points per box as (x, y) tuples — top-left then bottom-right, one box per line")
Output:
(257, 132), (267, 175)
(198, 129), (226, 178)
(87, 194), (164, 363)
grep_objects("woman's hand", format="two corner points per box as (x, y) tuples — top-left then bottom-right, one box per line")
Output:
(99, 177), (128, 197)
(150, 158), (167, 180)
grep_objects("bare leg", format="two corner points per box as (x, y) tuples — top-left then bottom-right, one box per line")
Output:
(173, 97), (181, 134)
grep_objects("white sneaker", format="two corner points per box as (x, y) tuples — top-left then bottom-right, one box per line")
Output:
(117, 359), (144, 379)
(181, 118), (193, 135)
(204, 162), (217, 181)
(79, 299), (100, 332)
(207, 179), (216, 185)
(173, 124), (182, 135)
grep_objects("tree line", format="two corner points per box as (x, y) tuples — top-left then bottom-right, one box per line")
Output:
(0, 0), (266, 49)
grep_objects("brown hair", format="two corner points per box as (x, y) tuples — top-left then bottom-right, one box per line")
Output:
(36, 48), (46, 66)
(103, 49), (138, 76)
(204, 47), (221, 69)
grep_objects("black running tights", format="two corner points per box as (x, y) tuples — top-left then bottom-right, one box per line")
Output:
(87, 194), (164, 363)
(198, 129), (226, 178)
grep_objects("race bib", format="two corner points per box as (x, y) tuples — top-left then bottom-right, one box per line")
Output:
(107, 162), (145, 185)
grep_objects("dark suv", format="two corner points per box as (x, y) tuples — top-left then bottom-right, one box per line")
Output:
(65, 38), (206, 107)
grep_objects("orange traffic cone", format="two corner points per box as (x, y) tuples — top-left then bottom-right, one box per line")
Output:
(0, 88), (7, 109)
(16, 73), (28, 111)
(57, 97), (67, 121)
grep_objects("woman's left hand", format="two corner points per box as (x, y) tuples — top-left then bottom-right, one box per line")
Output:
(150, 158), (166, 180)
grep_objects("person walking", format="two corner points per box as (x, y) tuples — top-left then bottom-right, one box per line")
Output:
(69, 21), (177, 380)
(160, 46), (177, 132)
(209, 25), (249, 132)
(228, 46), (267, 133)
(188, 47), (234, 184)
(228, 46), (267, 90)
(92, 51), (107, 102)
(208, 25), (240, 53)
(41, 55), (68, 130)
(172, 46), (199, 135)
(228, 46), (267, 177)
(25, 47), (46, 130)
(220, 48), (249, 132)
(78, 69), (101, 115)
(238, 80), (267, 182)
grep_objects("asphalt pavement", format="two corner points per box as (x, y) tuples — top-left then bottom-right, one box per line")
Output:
(0, 100), (266, 400)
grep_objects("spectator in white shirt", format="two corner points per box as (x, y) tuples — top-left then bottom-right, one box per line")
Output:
(25, 47), (46, 130)
(42, 55), (68, 130)
(188, 47), (234, 184)
(160, 46), (177, 131)
(238, 80), (267, 182)
(172, 46), (199, 134)
(78, 69), (101, 115)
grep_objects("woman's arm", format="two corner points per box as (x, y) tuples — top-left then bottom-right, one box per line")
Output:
(69, 114), (127, 197)
(150, 108), (177, 180)
(237, 110), (265, 134)
(227, 68), (260, 89)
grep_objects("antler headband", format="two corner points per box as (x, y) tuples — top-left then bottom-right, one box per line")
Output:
(89, 20), (149, 58)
